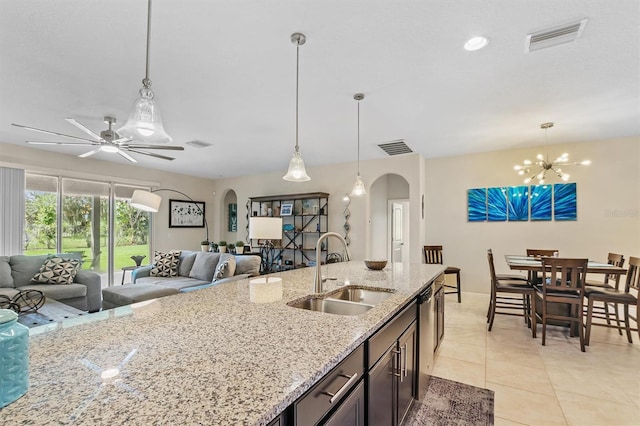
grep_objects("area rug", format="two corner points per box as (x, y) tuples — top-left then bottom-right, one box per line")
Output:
(405, 376), (494, 426)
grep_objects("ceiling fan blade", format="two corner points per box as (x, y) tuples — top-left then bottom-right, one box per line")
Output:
(112, 137), (131, 144)
(127, 148), (175, 161)
(117, 149), (138, 163)
(11, 123), (97, 143)
(78, 147), (103, 158)
(65, 118), (103, 141)
(26, 140), (99, 146)
(124, 144), (184, 151)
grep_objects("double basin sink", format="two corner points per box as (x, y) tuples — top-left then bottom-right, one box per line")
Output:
(288, 286), (395, 316)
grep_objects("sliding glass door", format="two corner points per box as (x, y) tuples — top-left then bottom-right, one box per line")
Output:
(24, 173), (151, 287)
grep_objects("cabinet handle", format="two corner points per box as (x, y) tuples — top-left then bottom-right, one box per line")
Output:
(322, 372), (359, 404)
(399, 345), (405, 383)
(402, 343), (408, 378)
(391, 349), (402, 377)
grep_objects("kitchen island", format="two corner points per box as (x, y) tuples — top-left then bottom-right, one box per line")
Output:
(0, 261), (444, 425)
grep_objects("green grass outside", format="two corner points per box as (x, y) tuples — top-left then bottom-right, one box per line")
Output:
(24, 239), (149, 271)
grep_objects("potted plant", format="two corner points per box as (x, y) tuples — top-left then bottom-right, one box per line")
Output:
(228, 242), (236, 254)
(200, 240), (210, 252)
(218, 241), (228, 253)
(235, 241), (245, 254)
(211, 242), (219, 253)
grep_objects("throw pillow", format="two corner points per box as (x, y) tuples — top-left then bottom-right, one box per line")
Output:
(150, 250), (181, 277)
(178, 251), (198, 277)
(234, 255), (261, 276)
(189, 252), (221, 282)
(213, 254), (236, 281)
(32, 257), (81, 285)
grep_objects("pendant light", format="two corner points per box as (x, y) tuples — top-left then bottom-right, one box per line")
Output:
(283, 33), (311, 182)
(350, 93), (367, 196)
(117, 0), (172, 144)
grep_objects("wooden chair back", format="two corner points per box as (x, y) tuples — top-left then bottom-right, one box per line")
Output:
(624, 256), (640, 294)
(424, 245), (444, 265)
(487, 249), (498, 287)
(541, 257), (588, 296)
(603, 252), (625, 288)
(527, 249), (558, 258)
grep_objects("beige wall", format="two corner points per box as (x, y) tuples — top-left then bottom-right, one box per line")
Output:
(424, 136), (640, 295)
(0, 143), (217, 252)
(211, 153), (426, 263)
(4, 135), (638, 296)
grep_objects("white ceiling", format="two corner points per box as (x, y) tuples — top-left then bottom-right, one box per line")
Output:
(1, 0), (638, 179)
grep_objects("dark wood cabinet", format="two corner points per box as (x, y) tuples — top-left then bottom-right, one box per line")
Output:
(324, 381), (366, 426)
(367, 300), (418, 426)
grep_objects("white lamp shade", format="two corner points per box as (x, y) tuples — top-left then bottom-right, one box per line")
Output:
(249, 217), (283, 240)
(283, 150), (310, 182)
(130, 190), (162, 212)
(117, 87), (172, 144)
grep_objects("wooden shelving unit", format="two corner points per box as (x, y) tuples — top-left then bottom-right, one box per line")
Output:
(249, 192), (329, 270)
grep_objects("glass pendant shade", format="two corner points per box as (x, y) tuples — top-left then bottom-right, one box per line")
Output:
(118, 86), (172, 144)
(283, 149), (310, 182)
(350, 174), (367, 196)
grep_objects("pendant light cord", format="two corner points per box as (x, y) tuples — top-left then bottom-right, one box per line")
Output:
(143, 0), (152, 88)
(295, 40), (300, 152)
(357, 99), (361, 175)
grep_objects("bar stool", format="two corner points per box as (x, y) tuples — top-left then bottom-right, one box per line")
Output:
(423, 245), (461, 303)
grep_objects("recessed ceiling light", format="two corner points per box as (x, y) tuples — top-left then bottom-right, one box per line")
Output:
(464, 36), (489, 51)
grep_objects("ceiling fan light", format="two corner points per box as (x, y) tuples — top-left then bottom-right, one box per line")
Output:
(581, 160), (591, 166)
(101, 145), (119, 153)
(118, 87), (172, 144)
(283, 150), (310, 182)
(350, 174), (367, 196)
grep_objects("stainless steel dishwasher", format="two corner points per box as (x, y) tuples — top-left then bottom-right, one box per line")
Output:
(416, 283), (434, 399)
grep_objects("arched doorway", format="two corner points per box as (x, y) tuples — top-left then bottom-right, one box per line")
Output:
(369, 174), (410, 262)
(220, 189), (238, 245)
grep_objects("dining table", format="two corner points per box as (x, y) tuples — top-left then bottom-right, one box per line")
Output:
(504, 254), (628, 335)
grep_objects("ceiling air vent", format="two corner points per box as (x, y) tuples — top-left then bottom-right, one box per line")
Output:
(378, 140), (413, 156)
(526, 19), (588, 52)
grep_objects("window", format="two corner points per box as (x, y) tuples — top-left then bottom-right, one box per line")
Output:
(24, 173), (151, 286)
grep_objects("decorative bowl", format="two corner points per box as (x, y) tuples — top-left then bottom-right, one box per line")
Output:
(364, 260), (387, 270)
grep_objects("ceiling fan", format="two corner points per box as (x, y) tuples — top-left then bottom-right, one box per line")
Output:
(11, 116), (184, 162)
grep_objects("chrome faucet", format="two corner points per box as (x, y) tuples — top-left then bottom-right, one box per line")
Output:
(314, 232), (352, 293)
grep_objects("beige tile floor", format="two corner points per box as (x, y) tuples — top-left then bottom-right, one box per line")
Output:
(433, 292), (640, 426)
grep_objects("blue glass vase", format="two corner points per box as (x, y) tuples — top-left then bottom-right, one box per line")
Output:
(0, 309), (29, 408)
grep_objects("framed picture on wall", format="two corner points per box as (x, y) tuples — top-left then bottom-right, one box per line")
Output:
(280, 203), (293, 216)
(169, 199), (205, 228)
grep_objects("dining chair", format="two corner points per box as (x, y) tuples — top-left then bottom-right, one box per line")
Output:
(585, 256), (639, 345)
(583, 252), (625, 335)
(526, 249), (559, 285)
(424, 245), (461, 303)
(487, 249), (536, 336)
(535, 257), (588, 351)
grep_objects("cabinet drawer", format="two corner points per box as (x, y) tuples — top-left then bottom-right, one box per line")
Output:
(294, 344), (364, 426)
(368, 299), (417, 368)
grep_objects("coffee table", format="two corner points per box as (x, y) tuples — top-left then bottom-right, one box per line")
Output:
(18, 298), (86, 328)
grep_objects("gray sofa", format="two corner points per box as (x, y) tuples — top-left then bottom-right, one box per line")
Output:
(101, 251), (261, 309)
(0, 254), (102, 312)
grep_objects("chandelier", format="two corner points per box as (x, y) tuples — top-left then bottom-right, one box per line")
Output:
(514, 122), (591, 184)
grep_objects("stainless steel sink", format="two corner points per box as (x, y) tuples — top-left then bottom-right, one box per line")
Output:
(288, 297), (374, 316)
(325, 286), (394, 305)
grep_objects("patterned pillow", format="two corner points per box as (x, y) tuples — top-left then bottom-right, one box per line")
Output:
(32, 257), (81, 285)
(150, 250), (181, 277)
(213, 255), (236, 281)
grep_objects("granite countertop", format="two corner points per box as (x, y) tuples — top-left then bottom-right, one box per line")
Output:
(1, 261), (444, 425)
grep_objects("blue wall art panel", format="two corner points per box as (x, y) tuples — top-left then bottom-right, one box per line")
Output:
(507, 186), (529, 221)
(554, 183), (577, 221)
(467, 188), (487, 222)
(530, 185), (552, 221)
(487, 187), (507, 221)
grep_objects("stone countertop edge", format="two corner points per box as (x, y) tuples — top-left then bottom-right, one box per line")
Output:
(0, 261), (445, 425)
